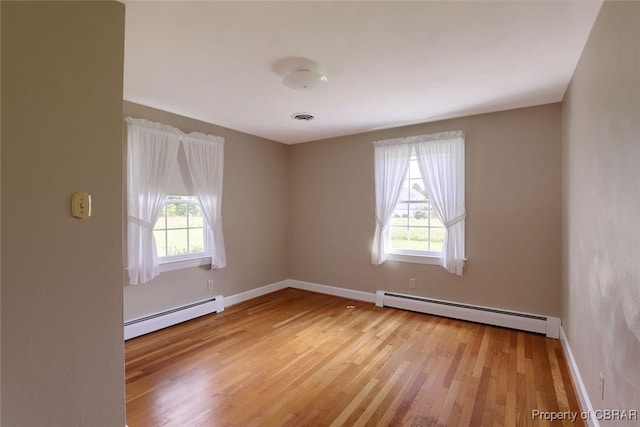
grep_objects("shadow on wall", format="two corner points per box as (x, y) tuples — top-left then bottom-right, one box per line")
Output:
(587, 228), (640, 407)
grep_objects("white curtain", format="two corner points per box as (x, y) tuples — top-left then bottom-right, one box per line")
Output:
(414, 131), (466, 275)
(371, 140), (412, 264)
(181, 133), (226, 269)
(126, 118), (181, 285)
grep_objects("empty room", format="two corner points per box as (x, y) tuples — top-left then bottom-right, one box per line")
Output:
(1, 1), (639, 426)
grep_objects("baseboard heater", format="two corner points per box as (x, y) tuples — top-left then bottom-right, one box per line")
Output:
(375, 291), (560, 339)
(124, 295), (224, 340)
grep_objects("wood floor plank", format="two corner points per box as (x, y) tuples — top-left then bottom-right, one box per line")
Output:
(126, 288), (585, 426)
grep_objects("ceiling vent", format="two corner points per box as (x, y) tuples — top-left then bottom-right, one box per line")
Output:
(291, 113), (315, 121)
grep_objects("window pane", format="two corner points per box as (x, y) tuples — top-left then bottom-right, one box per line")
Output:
(409, 208), (429, 225)
(390, 212), (409, 227)
(408, 181), (427, 201)
(154, 230), (167, 257)
(154, 208), (166, 230)
(153, 196), (210, 260)
(390, 240), (410, 250)
(166, 229), (189, 256)
(407, 240), (430, 251)
(430, 215), (443, 228)
(394, 201), (410, 215)
(389, 226), (409, 250)
(166, 202), (189, 228)
(386, 167), (443, 255)
(189, 203), (204, 228)
(397, 182), (410, 202)
(409, 159), (421, 179)
(189, 228), (204, 253)
(408, 227), (429, 251)
(430, 227), (446, 252)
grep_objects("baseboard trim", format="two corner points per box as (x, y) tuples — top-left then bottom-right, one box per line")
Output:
(376, 290), (560, 338)
(125, 279), (565, 350)
(222, 280), (290, 308)
(560, 326), (599, 427)
(289, 279), (377, 303)
(124, 296), (224, 340)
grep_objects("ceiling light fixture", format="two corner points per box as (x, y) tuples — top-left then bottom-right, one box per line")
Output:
(283, 69), (328, 91)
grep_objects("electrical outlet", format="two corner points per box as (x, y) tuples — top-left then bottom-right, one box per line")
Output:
(409, 278), (416, 289)
(207, 280), (214, 291)
(598, 372), (604, 400)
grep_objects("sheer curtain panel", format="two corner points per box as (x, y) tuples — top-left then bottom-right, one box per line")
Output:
(126, 118), (181, 285)
(415, 131), (466, 275)
(182, 133), (226, 269)
(371, 140), (412, 264)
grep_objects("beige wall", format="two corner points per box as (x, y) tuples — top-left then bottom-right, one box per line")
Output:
(124, 102), (562, 321)
(562, 1), (640, 419)
(1, 2), (125, 426)
(123, 102), (290, 321)
(0, 2), (3, 421)
(290, 104), (562, 316)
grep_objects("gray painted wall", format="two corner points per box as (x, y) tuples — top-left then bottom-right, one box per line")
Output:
(0, 2), (3, 421)
(1, 2), (125, 426)
(290, 104), (562, 317)
(562, 1), (640, 422)
(123, 102), (291, 321)
(125, 103), (562, 322)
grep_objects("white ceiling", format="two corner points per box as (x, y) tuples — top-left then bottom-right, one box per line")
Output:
(123, 1), (602, 144)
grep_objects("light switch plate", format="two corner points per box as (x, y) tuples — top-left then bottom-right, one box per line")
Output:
(71, 192), (91, 219)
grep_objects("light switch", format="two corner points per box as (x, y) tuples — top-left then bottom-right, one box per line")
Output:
(71, 192), (91, 219)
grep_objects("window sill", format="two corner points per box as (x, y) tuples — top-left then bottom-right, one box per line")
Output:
(386, 251), (441, 265)
(159, 256), (211, 273)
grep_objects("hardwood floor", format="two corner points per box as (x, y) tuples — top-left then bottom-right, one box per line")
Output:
(125, 288), (583, 427)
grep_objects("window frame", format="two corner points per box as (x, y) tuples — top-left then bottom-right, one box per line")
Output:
(153, 195), (211, 272)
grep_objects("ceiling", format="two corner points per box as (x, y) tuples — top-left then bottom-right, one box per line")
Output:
(123, 1), (602, 144)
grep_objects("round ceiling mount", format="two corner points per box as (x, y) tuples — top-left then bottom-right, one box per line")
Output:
(283, 69), (328, 91)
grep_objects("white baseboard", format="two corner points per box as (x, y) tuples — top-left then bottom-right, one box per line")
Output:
(123, 280), (291, 340)
(289, 279), (376, 303)
(560, 326), (599, 427)
(221, 279), (376, 307)
(222, 280), (289, 308)
(124, 296), (224, 340)
(125, 279), (563, 348)
(376, 290), (560, 339)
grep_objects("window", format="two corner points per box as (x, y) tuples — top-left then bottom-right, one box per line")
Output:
(126, 117), (226, 285)
(388, 150), (445, 259)
(154, 195), (208, 260)
(371, 131), (465, 274)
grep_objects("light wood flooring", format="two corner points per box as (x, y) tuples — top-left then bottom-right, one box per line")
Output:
(125, 288), (583, 427)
